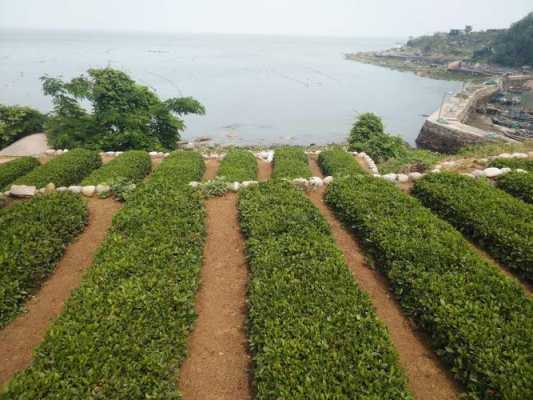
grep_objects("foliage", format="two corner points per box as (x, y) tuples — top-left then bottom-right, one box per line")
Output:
(0, 104), (47, 149)
(11, 149), (101, 189)
(496, 171), (533, 204)
(81, 150), (151, 186)
(378, 148), (444, 174)
(42, 68), (205, 150)
(318, 147), (366, 176)
(216, 149), (257, 182)
(413, 173), (533, 281)
(326, 175), (533, 400)
(0, 157), (40, 189)
(489, 158), (533, 172)
(238, 181), (412, 399)
(2, 152), (205, 398)
(271, 147), (311, 179)
(491, 12), (533, 67)
(456, 140), (533, 158)
(0, 192), (87, 327)
(108, 178), (137, 202)
(348, 113), (408, 164)
(201, 177), (229, 198)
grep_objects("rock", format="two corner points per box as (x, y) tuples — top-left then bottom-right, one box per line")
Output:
(149, 151), (158, 157)
(431, 169), (441, 174)
(63, 149), (69, 153)
(309, 177), (324, 188)
(45, 149), (56, 155)
(228, 182), (241, 192)
(164, 153), (170, 158)
(292, 178), (309, 189)
(105, 151), (115, 157)
(482, 168), (503, 178)
(96, 184), (111, 194)
(516, 169), (527, 173)
(188, 181), (200, 189)
(497, 153), (512, 159)
(157, 152), (165, 158)
(10, 185), (37, 197)
(383, 173), (397, 183)
(57, 187), (67, 192)
(472, 169), (484, 177)
(397, 174), (409, 183)
(38, 188), (46, 194)
(351, 151), (359, 156)
(500, 167), (511, 175)
(323, 176), (334, 185)
(55, 150), (64, 156)
(511, 152), (528, 159)
(408, 172), (424, 181)
(115, 151), (123, 156)
(81, 186), (96, 197)
(477, 158), (489, 165)
(45, 182), (56, 193)
(68, 186), (82, 193)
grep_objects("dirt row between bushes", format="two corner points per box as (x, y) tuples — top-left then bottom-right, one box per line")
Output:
(0, 198), (121, 389)
(307, 158), (461, 400)
(178, 159), (253, 400)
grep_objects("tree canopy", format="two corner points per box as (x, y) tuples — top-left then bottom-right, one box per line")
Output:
(491, 12), (533, 68)
(0, 104), (47, 149)
(43, 68), (205, 150)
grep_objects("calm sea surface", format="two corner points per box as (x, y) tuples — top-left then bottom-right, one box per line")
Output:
(0, 30), (461, 145)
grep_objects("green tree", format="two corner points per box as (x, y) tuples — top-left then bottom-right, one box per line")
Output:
(42, 68), (205, 150)
(348, 113), (407, 163)
(0, 104), (47, 149)
(491, 12), (533, 67)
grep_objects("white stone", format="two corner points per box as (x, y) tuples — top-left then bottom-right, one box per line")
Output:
(292, 178), (309, 188)
(323, 176), (334, 185)
(408, 172), (424, 181)
(500, 167), (512, 175)
(189, 181), (200, 189)
(105, 151), (115, 157)
(309, 177), (324, 188)
(96, 184), (111, 194)
(397, 174), (409, 183)
(10, 185), (37, 197)
(472, 169), (484, 177)
(57, 187), (67, 192)
(55, 150), (64, 156)
(431, 169), (441, 174)
(516, 169), (527, 173)
(497, 153), (512, 159)
(63, 149), (69, 153)
(511, 152), (528, 159)
(351, 151), (359, 156)
(383, 173), (397, 182)
(45, 182), (56, 193)
(478, 158), (489, 165)
(164, 153), (170, 158)
(482, 168), (503, 178)
(228, 182), (241, 192)
(45, 149), (56, 155)
(373, 174), (381, 178)
(157, 152), (165, 158)
(149, 151), (158, 157)
(68, 186), (82, 194)
(81, 186), (96, 197)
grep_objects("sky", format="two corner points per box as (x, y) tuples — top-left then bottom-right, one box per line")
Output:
(0, 0), (531, 37)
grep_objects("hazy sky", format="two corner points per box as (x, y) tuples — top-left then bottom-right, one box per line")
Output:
(0, 0), (531, 37)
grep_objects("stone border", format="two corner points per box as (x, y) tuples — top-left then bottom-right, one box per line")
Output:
(189, 175), (334, 193)
(5, 182), (114, 199)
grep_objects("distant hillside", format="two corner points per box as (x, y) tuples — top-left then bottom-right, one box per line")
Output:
(492, 12), (533, 67)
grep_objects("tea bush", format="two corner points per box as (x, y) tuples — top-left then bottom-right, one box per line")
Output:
(496, 171), (533, 204)
(326, 175), (533, 399)
(413, 173), (533, 281)
(2, 152), (206, 399)
(0, 157), (40, 189)
(81, 150), (151, 185)
(318, 147), (366, 176)
(271, 147), (311, 179)
(216, 149), (257, 181)
(11, 149), (101, 188)
(239, 181), (412, 399)
(0, 192), (87, 327)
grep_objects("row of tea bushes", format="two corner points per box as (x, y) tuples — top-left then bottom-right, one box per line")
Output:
(216, 149), (257, 182)
(10, 149), (102, 189)
(81, 150), (152, 186)
(238, 181), (412, 399)
(0, 157), (40, 190)
(412, 173), (533, 281)
(272, 147), (311, 179)
(495, 171), (533, 204)
(318, 147), (366, 176)
(2, 152), (206, 399)
(0, 192), (88, 327)
(325, 175), (533, 399)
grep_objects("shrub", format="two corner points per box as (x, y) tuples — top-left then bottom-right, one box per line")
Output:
(81, 150), (151, 186)
(318, 147), (366, 176)
(348, 113), (408, 163)
(11, 149), (101, 189)
(496, 171), (533, 204)
(378, 148), (444, 174)
(489, 158), (533, 171)
(0, 192), (87, 327)
(272, 147), (310, 179)
(326, 175), (533, 399)
(217, 149), (257, 181)
(2, 152), (206, 398)
(0, 157), (40, 189)
(413, 173), (533, 281)
(0, 104), (46, 149)
(239, 181), (412, 399)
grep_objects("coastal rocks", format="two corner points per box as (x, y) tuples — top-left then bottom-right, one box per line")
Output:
(9, 185), (37, 198)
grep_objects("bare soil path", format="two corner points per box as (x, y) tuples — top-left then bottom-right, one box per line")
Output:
(203, 159), (220, 181)
(0, 133), (49, 157)
(307, 158), (461, 400)
(256, 159), (272, 181)
(0, 198), (121, 388)
(178, 193), (251, 400)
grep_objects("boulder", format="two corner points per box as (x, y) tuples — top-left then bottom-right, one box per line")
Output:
(81, 186), (96, 197)
(10, 185), (37, 198)
(68, 186), (82, 194)
(397, 174), (409, 183)
(96, 184), (111, 194)
(482, 168), (503, 178)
